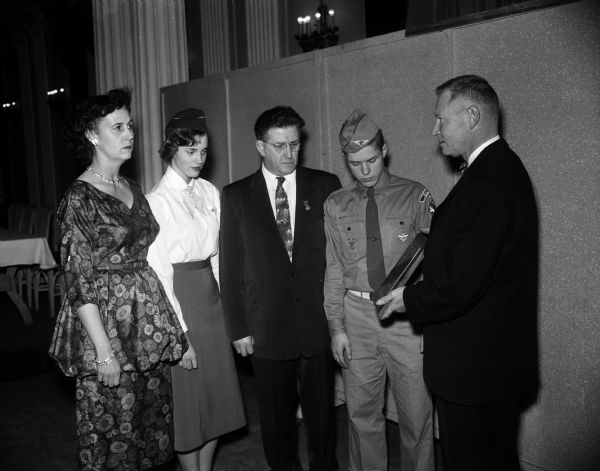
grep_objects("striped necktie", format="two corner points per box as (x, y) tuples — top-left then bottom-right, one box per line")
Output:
(276, 176), (293, 260)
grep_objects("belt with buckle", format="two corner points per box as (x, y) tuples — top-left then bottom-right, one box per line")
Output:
(347, 289), (373, 301)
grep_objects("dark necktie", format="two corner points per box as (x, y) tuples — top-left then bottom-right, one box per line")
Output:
(276, 176), (293, 260)
(366, 187), (386, 290)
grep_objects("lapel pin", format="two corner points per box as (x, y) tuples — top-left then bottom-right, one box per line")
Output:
(303, 200), (311, 211)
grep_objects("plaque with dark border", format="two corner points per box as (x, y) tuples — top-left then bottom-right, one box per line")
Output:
(373, 233), (427, 319)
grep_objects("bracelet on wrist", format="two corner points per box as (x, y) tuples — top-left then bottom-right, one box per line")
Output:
(95, 352), (115, 366)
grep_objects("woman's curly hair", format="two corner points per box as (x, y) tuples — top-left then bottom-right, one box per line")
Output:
(159, 128), (207, 165)
(65, 88), (131, 163)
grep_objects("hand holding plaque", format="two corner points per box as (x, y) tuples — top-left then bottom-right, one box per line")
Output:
(372, 233), (427, 319)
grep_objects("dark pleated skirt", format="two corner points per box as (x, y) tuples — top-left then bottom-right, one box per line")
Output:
(171, 261), (246, 452)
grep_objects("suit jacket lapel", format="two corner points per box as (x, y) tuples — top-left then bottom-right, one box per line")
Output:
(438, 164), (472, 210)
(437, 139), (504, 211)
(292, 168), (310, 260)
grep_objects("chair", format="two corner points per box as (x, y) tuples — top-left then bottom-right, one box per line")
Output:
(14, 205), (36, 303)
(31, 206), (53, 238)
(7, 203), (24, 231)
(33, 268), (65, 318)
(17, 205), (34, 234)
(30, 207), (64, 317)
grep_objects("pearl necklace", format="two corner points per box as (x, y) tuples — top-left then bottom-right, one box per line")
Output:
(86, 166), (122, 185)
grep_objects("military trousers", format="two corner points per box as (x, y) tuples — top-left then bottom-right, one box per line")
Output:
(341, 291), (434, 471)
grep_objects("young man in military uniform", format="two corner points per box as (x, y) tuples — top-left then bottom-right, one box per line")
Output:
(323, 109), (435, 471)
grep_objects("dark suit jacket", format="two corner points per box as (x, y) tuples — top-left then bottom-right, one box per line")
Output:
(404, 138), (539, 406)
(220, 166), (341, 360)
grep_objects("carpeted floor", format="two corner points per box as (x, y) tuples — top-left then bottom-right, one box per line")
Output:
(0, 293), (411, 471)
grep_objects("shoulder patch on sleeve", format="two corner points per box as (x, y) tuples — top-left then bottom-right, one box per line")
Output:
(419, 188), (431, 203)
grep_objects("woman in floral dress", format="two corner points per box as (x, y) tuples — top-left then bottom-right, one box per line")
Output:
(49, 89), (187, 470)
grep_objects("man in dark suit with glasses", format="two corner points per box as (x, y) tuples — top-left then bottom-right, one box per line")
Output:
(220, 106), (341, 471)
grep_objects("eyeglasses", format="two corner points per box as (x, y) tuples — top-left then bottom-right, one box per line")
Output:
(263, 140), (301, 153)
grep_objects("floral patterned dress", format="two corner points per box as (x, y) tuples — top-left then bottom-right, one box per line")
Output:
(49, 178), (187, 470)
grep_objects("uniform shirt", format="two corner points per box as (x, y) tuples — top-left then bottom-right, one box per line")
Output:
(324, 170), (435, 335)
(146, 165), (221, 332)
(262, 165), (297, 235)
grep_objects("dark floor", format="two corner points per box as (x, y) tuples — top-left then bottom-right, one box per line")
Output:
(0, 294), (410, 471)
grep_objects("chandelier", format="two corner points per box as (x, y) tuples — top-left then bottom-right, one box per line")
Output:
(295, 1), (339, 52)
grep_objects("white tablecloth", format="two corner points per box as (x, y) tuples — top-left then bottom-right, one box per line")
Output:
(0, 229), (56, 269)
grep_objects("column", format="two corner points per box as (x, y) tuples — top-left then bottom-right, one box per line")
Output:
(199, 0), (231, 76)
(245, 0), (281, 66)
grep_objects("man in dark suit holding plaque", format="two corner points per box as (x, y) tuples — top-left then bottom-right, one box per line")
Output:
(219, 106), (340, 471)
(324, 109), (435, 471)
(377, 75), (539, 471)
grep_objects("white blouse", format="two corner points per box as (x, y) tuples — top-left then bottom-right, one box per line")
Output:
(146, 166), (221, 332)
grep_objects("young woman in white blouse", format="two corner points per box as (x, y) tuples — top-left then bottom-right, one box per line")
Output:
(146, 109), (245, 471)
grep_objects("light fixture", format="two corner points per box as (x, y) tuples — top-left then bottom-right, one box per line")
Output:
(47, 87), (66, 96)
(295, 1), (339, 52)
(46, 87), (68, 104)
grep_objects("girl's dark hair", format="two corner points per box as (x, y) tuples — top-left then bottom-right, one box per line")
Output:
(65, 88), (131, 162)
(159, 128), (207, 164)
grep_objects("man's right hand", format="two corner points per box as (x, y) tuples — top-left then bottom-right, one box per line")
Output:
(233, 336), (254, 357)
(331, 333), (352, 368)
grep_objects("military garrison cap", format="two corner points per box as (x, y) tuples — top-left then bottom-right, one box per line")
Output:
(165, 108), (207, 138)
(339, 109), (381, 153)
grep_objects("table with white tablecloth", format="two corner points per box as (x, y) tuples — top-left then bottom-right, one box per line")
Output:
(0, 229), (57, 325)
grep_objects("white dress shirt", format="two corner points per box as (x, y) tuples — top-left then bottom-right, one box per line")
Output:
(467, 135), (500, 167)
(146, 166), (221, 332)
(261, 165), (297, 235)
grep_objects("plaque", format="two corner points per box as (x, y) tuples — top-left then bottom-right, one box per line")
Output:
(373, 233), (427, 319)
